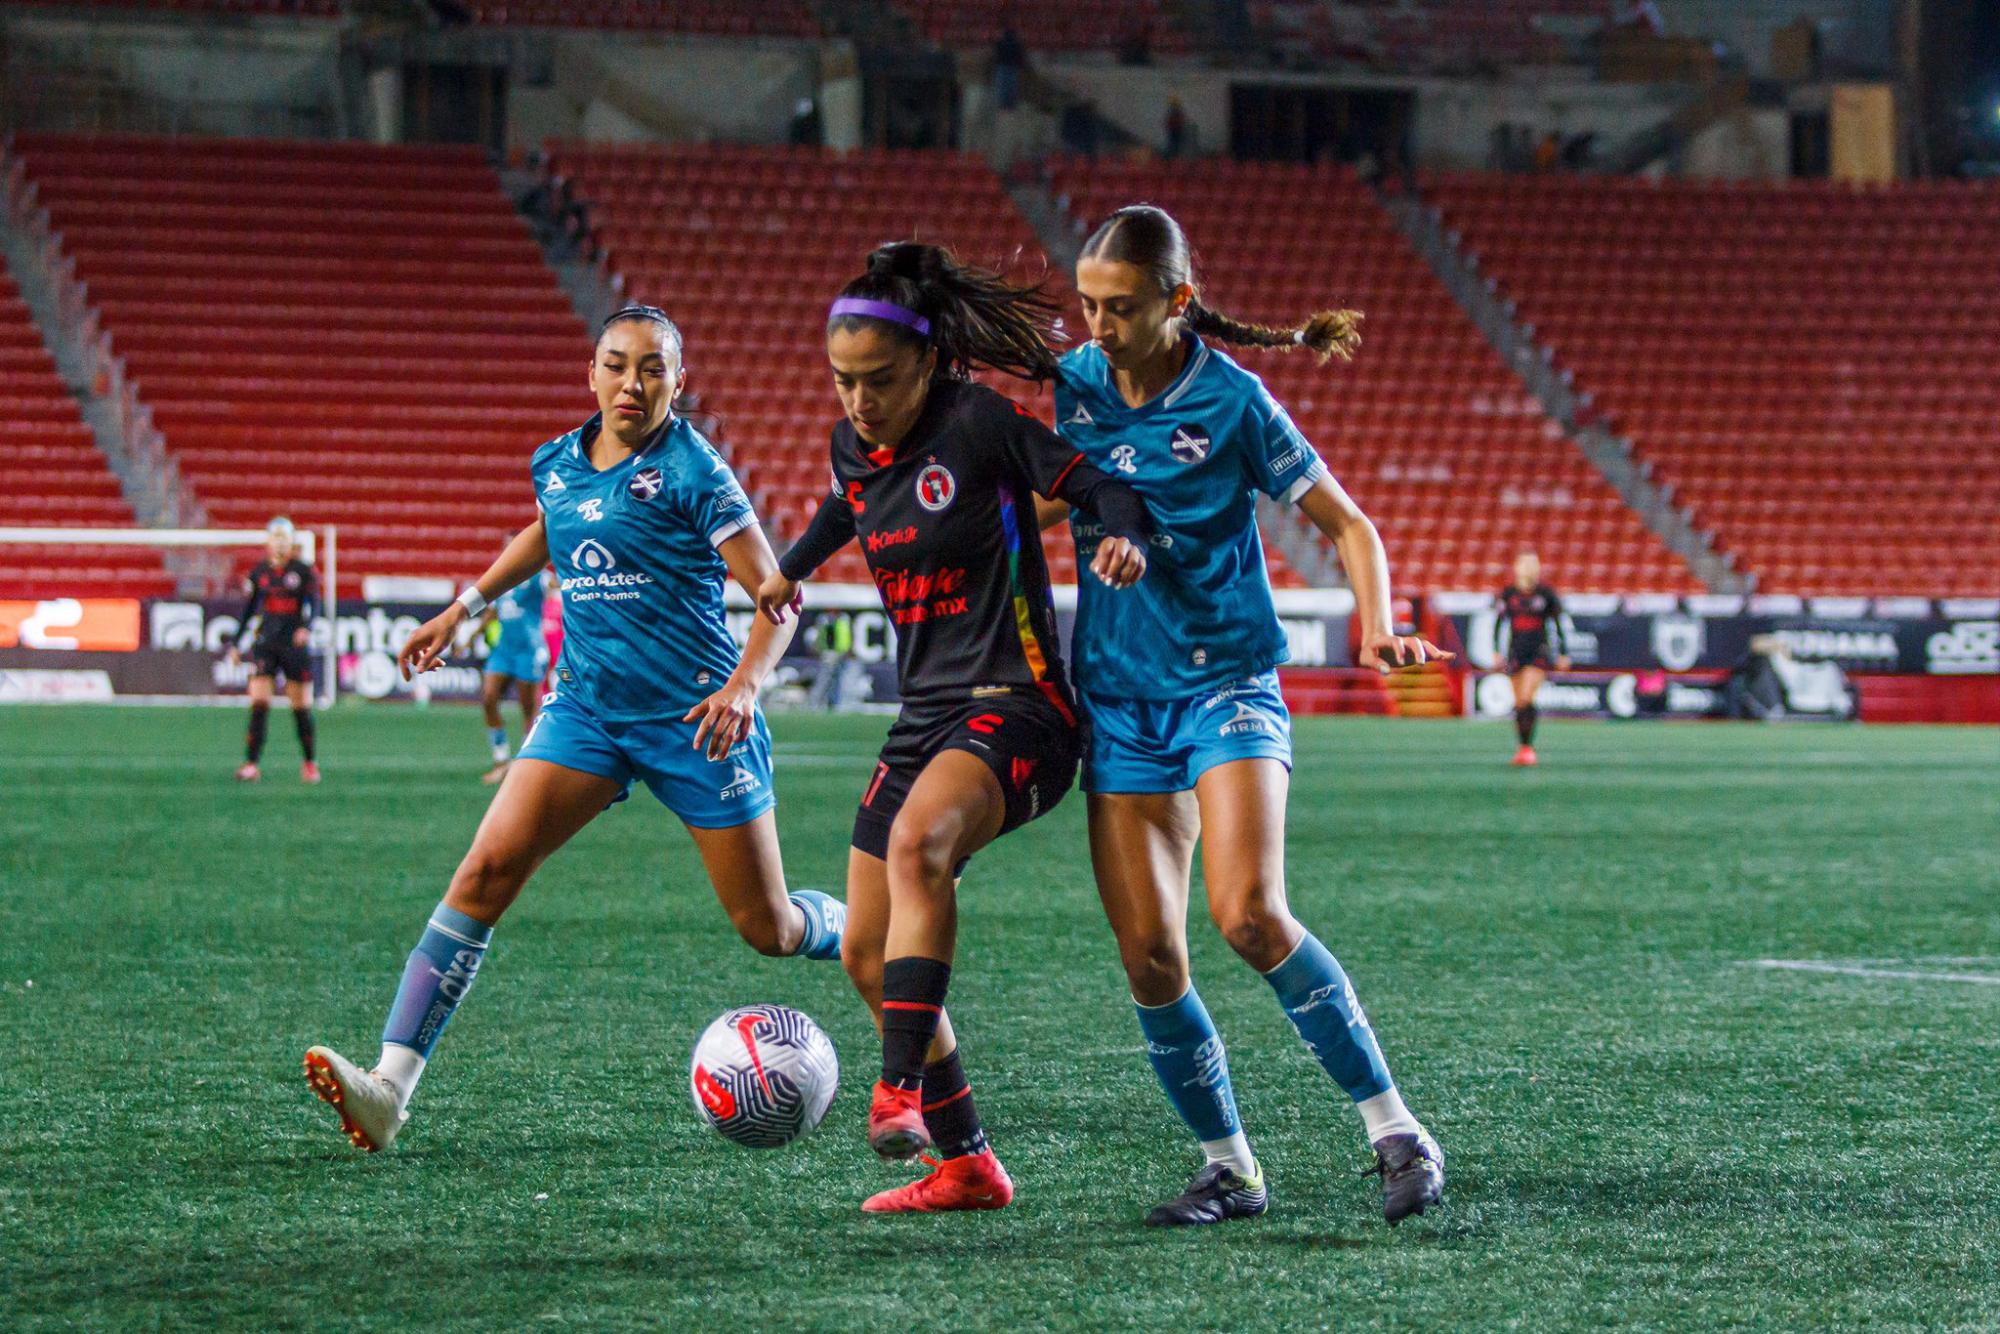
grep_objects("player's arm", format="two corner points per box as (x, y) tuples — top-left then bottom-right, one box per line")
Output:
(293, 565), (320, 648)
(1547, 589), (1571, 669)
(399, 519), (550, 679)
(1002, 405), (1149, 587)
(225, 574), (264, 665)
(758, 491), (855, 623)
(1493, 592), (1507, 654)
(1033, 496), (1072, 531)
(1296, 475), (1452, 673)
(686, 524), (799, 760)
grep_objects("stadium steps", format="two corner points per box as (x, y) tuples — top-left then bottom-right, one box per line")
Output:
(1383, 660), (1457, 718)
(1379, 184), (1735, 594)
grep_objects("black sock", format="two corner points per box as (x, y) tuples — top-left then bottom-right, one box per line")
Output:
(921, 1048), (990, 1160)
(1516, 704), (1537, 746)
(246, 703), (269, 763)
(293, 708), (316, 762)
(880, 956), (950, 1091)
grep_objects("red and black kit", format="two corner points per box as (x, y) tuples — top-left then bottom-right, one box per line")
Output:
(236, 558), (321, 683)
(779, 378), (1152, 861)
(1495, 582), (1566, 672)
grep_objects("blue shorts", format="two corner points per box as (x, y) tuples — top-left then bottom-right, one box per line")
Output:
(1082, 670), (1293, 795)
(517, 690), (777, 829)
(485, 642), (547, 684)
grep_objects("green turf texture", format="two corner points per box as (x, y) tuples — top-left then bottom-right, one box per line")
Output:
(2, 705), (1996, 1330)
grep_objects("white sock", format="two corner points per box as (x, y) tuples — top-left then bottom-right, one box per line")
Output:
(1356, 1087), (1422, 1145)
(375, 1044), (427, 1112)
(491, 743), (510, 763)
(1201, 1133), (1258, 1178)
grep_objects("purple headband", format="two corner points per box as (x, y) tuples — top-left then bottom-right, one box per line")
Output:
(828, 297), (931, 338)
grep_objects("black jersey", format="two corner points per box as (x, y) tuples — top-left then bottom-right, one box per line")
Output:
(780, 378), (1151, 709)
(236, 558), (320, 651)
(1495, 583), (1565, 653)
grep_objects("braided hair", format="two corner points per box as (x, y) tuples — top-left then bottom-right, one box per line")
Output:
(1079, 205), (1362, 363)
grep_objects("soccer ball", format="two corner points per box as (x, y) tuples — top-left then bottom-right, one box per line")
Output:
(689, 1004), (839, 1148)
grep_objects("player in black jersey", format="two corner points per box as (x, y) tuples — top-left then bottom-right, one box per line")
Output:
(226, 516), (321, 783)
(758, 242), (1153, 1214)
(1494, 551), (1569, 767)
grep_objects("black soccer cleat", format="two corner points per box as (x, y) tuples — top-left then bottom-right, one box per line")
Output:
(1365, 1132), (1444, 1225)
(1144, 1162), (1269, 1227)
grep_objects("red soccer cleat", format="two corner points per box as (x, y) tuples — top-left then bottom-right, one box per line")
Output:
(867, 1080), (931, 1160)
(1511, 745), (1538, 767)
(863, 1150), (1015, 1214)
(235, 763), (261, 782)
(300, 761), (322, 784)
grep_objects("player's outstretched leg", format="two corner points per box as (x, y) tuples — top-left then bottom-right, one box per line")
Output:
(302, 760), (614, 1151)
(1199, 759), (1443, 1224)
(685, 813), (846, 963)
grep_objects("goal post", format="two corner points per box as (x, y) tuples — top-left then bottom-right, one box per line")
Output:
(0, 524), (340, 706)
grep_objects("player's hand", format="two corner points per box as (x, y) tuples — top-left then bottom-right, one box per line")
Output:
(1358, 632), (1453, 674)
(292, 627), (309, 648)
(1556, 655), (1572, 672)
(684, 677), (756, 760)
(755, 571), (803, 625)
(1091, 536), (1147, 589)
(398, 606), (465, 680)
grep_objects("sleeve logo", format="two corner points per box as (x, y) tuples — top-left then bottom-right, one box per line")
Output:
(915, 463), (956, 512)
(543, 471), (566, 493)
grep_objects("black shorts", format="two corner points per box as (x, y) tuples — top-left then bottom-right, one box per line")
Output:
(851, 689), (1081, 869)
(1506, 633), (1553, 673)
(251, 644), (313, 684)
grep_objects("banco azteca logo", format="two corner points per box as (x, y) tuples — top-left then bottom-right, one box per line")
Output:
(572, 538), (616, 572)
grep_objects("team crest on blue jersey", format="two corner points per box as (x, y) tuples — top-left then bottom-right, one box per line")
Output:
(915, 463), (956, 512)
(628, 467), (663, 501)
(1169, 424), (1211, 464)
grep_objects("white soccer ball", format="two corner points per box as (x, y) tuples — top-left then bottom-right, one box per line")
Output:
(689, 1004), (839, 1148)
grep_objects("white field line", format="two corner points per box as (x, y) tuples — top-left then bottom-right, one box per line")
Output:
(1753, 959), (2000, 987)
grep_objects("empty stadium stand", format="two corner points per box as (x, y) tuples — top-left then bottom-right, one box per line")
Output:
(452, 0), (821, 37)
(0, 269), (175, 600)
(1051, 157), (1699, 593)
(1251, 0), (1604, 72)
(10, 133), (589, 588)
(1427, 173), (2000, 596)
(7, 1), (341, 15)
(889, 0), (1191, 54)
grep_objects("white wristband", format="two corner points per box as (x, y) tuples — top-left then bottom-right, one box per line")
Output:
(455, 587), (488, 617)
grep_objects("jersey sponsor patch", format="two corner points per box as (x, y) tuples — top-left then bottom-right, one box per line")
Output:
(572, 538), (616, 571)
(1219, 700), (1276, 736)
(915, 463), (956, 512)
(628, 467), (664, 500)
(1169, 424), (1211, 464)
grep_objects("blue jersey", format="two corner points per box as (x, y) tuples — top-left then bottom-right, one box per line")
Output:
(532, 413), (757, 722)
(492, 579), (544, 656)
(1055, 336), (1327, 700)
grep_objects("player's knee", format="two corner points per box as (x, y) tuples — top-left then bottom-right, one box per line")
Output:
(1213, 897), (1295, 967)
(448, 843), (532, 919)
(841, 937), (882, 1007)
(1117, 930), (1189, 1001)
(884, 817), (958, 891)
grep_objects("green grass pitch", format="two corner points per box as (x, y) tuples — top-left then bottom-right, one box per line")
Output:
(2, 705), (1996, 1330)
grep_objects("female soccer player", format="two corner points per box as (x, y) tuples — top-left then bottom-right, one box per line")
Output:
(1495, 550), (1569, 766)
(301, 306), (845, 1153)
(756, 242), (1152, 1213)
(476, 573), (551, 783)
(1042, 205), (1450, 1227)
(227, 515), (320, 784)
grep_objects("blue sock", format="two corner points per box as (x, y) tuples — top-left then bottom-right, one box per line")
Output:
(382, 903), (493, 1060)
(1135, 986), (1242, 1144)
(788, 889), (845, 961)
(1264, 931), (1395, 1102)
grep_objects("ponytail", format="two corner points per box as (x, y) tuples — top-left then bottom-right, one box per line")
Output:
(1081, 204), (1362, 364)
(828, 241), (1063, 383)
(1185, 300), (1363, 362)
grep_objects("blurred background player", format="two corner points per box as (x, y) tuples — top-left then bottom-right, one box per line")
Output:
(477, 571), (552, 783)
(758, 242), (1151, 1214)
(1043, 205), (1450, 1227)
(225, 516), (320, 784)
(300, 306), (845, 1154)
(1495, 551), (1570, 767)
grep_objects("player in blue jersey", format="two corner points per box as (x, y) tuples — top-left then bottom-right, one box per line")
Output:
(300, 306), (845, 1154)
(1042, 206), (1452, 1227)
(475, 573), (552, 783)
